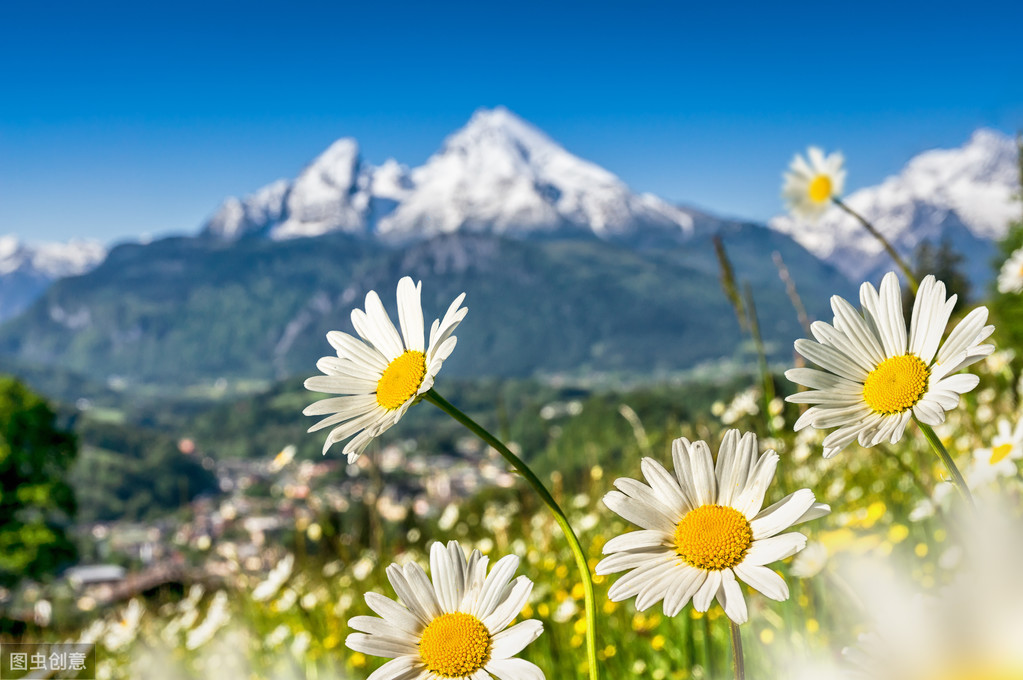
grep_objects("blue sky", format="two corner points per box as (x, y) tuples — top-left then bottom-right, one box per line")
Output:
(1, 0), (1021, 244)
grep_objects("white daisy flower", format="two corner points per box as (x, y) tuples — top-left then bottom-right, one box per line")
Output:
(967, 417), (1023, 487)
(346, 540), (544, 680)
(782, 147), (846, 221)
(997, 246), (1023, 294)
(786, 272), (995, 458)
(595, 430), (829, 624)
(304, 277), (467, 462)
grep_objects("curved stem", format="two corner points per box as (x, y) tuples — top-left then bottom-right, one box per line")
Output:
(915, 418), (974, 507)
(424, 389), (601, 680)
(730, 620), (745, 680)
(833, 197), (918, 294)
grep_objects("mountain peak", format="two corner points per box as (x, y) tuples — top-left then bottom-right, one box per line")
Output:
(967, 127), (1011, 150)
(463, 105), (527, 130)
(444, 106), (555, 155)
(374, 107), (692, 240)
(306, 137), (360, 171)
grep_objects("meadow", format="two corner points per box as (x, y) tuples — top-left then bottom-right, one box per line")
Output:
(5, 149), (1023, 680)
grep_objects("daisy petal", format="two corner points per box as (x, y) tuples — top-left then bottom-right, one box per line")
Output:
(744, 533), (807, 565)
(482, 576), (533, 633)
(718, 569), (749, 624)
(486, 658), (545, 680)
(396, 277), (425, 353)
(662, 565), (706, 617)
(367, 656), (422, 680)
(345, 632), (417, 658)
(735, 451), (779, 519)
(734, 563), (789, 601)
(490, 620), (543, 660)
(693, 570), (723, 612)
(751, 489), (816, 539)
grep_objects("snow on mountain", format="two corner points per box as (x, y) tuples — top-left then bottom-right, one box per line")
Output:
(204, 179), (289, 240)
(201, 107), (693, 243)
(769, 129), (1019, 284)
(271, 138), (371, 240)
(0, 236), (106, 278)
(375, 107), (693, 241)
(0, 236), (107, 321)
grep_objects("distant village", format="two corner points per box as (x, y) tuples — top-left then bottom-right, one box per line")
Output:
(3, 433), (520, 629)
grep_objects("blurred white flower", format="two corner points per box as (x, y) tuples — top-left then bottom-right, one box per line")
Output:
(186, 591), (230, 650)
(842, 510), (1023, 679)
(997, 246), (1023, 294)
(985, 349), (1015, 373)
(967, 416), (1023, 487)
(721, 388), (760, 425)
(265, 624), (290, 649)
(552, 597), (578, 623)
(782, 147), (846, 221)
(291, 631), (311, 657)
(274, 588), (298, 612)
(269, 444), (296, 472)
(791, 541), (828, 579)
(78, 619), (106, 645)
(438, 503), (460, 531)
(33, 599), (52, 627)
(104, 599), (144, 651)
(352, 555), (376, 582)
(252, 553), (294, 602)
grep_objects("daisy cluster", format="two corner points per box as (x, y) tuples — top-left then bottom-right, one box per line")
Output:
(289, 255), (1017, 680)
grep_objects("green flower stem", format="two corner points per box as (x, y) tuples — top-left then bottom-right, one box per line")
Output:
(833, 197), (919, 294)
(742, 282), (777, 437)
(915, 418), (974, 507)
(424, 389), (601, 680)
(730, 621), (746, 680)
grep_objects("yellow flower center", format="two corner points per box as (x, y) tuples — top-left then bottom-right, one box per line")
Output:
(807, 174), (833, 203)
(673, 504), (753, 571)
(990, 443), (1013, 465)
(862, 354), (930, 415)
(418, 612), (492, 677)
(375, 350), (427, 410)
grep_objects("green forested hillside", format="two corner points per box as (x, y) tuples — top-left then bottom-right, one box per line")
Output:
(0, 227), (853, 390)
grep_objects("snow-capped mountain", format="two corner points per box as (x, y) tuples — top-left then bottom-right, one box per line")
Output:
(202, 107), (693, 243)
(770, 129), (1020, 285)
(374, 107), (693, 241)
(0, 236), (107, 321)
